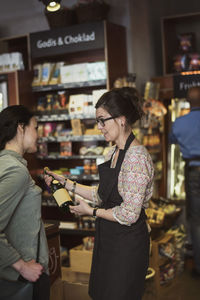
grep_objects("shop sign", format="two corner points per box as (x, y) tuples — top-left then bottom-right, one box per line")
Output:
(30, 22), (104, 58)
(173, 74), (200, 98)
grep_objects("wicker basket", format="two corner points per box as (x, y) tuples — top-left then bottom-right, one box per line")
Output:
(45, 7), (75, 29)
(75, 2), (109, 23)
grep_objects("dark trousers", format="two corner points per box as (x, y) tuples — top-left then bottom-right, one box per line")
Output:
(33, 273), (50, 300)
(185, 166), (200, 273)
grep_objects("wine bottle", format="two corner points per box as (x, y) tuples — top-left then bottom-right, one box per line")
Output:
(44, 167), (75, 213)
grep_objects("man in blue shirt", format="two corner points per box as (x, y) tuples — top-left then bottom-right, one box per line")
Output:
(170, 86), (200, 277)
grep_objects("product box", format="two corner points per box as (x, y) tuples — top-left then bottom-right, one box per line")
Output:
(73, 63), (88, 83)
(63, 281), (90, 300)
(60, 65), (74, 83)
(50, 278), (64, 300)
(62, 267), (90, 300)
(87, 61), (106, 81)
(70, 119), (83, 136)
(68, 94), (88, 115)
(69, 245), (93, 274)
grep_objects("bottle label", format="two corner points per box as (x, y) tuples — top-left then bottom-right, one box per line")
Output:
(53, 188), (71, 206)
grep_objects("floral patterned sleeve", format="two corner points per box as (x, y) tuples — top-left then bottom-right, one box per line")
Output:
(112, 146), (154, 226)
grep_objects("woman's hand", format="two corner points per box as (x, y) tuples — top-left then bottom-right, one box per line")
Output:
(69, 198), (93, 216)
(44, 169), (66, 186)
(13, 259), (43, 282)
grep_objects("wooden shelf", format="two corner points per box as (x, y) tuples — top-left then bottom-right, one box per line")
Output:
(37, 154), (103, 161)
(38, 135), (105, 143)
(36, 112), (96, 122)
(32, 79), (106, 92)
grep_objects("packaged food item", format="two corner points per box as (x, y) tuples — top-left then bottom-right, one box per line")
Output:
(83, 159), (91, 175)
(41, 62), (54, 85)
(52, 94), (61, 110)
(69, 94), (88, 115)
(46, 94), (54, 111)
(178, 32), (195, 53)
(91, 160), (98, 174)
(189, 53), (200, 70)
(37, 96), (46, 111)
(58, 91), (68, 110)
(10, 52), (24, 70)
(43, 122), (55, 137)
(71, 119), (83, 135)
(3, 53), (11, 72)
(37, 124), (44, 138)
(49, 62), (64, 85)
(32, 64), (42, 86)
(60, 141), (72, 156)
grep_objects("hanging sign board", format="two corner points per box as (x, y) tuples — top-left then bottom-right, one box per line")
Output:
(173, 74), (200, 98)
(30, 22), (104, 58)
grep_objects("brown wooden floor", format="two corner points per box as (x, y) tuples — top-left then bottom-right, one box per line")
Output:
(143, 258), (200, 300)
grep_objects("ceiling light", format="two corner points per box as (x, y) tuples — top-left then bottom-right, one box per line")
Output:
(39, 0), (61, 12)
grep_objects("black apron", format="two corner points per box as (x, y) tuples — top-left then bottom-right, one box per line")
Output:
(89, 133), (150, 300)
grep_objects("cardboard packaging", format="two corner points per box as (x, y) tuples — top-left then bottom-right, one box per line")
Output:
(69, 245), (93, 274)
(62, 267), (90, 300)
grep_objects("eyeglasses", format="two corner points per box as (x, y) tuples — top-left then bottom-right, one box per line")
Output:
(96, 116), (117, 127)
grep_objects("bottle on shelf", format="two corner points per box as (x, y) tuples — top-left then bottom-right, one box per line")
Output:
(44, 167), (75, 213)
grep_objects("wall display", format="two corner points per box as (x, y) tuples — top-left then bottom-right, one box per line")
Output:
(162, 12), (200, 74)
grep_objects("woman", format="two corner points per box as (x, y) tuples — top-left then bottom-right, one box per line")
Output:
(0, 105), (50, 300)
(45, 87), (154, 300)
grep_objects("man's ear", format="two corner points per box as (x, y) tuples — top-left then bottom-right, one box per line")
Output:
(17, 123), (25, 134)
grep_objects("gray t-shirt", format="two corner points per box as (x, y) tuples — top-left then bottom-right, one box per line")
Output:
(0, 149), (49, 280)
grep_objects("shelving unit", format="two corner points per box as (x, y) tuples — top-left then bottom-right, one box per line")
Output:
(25, 21), (127, 248)
(149, 233), (176, 299)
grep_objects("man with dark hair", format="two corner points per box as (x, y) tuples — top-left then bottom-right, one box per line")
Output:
(170, 86), (200, 277)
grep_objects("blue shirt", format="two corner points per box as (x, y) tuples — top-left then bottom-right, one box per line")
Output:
(169, 108), (200, 166)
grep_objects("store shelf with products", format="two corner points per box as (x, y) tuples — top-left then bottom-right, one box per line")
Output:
(25, 21), (128, 247)
(133, 90), (168, 198)
(151, 73), (197, 200)
(0, 34), (31, 72)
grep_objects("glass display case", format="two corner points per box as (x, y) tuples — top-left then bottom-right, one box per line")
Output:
(167, 98), (190, 200)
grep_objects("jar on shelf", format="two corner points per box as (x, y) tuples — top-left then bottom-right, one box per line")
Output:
(83, 159), (91, 175)
(90, 159), (98, 175)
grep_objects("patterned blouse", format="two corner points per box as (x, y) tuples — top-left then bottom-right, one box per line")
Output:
(92, 145), (154, 226)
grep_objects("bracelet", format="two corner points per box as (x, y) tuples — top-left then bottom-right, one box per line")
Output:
(93, 208), (98, 218)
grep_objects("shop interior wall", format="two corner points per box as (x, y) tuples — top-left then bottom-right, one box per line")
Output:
(1, 0), (200, 92)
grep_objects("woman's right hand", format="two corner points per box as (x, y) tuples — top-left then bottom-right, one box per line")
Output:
(13, 259), (43, 282)
(44, 169), (66, 186)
